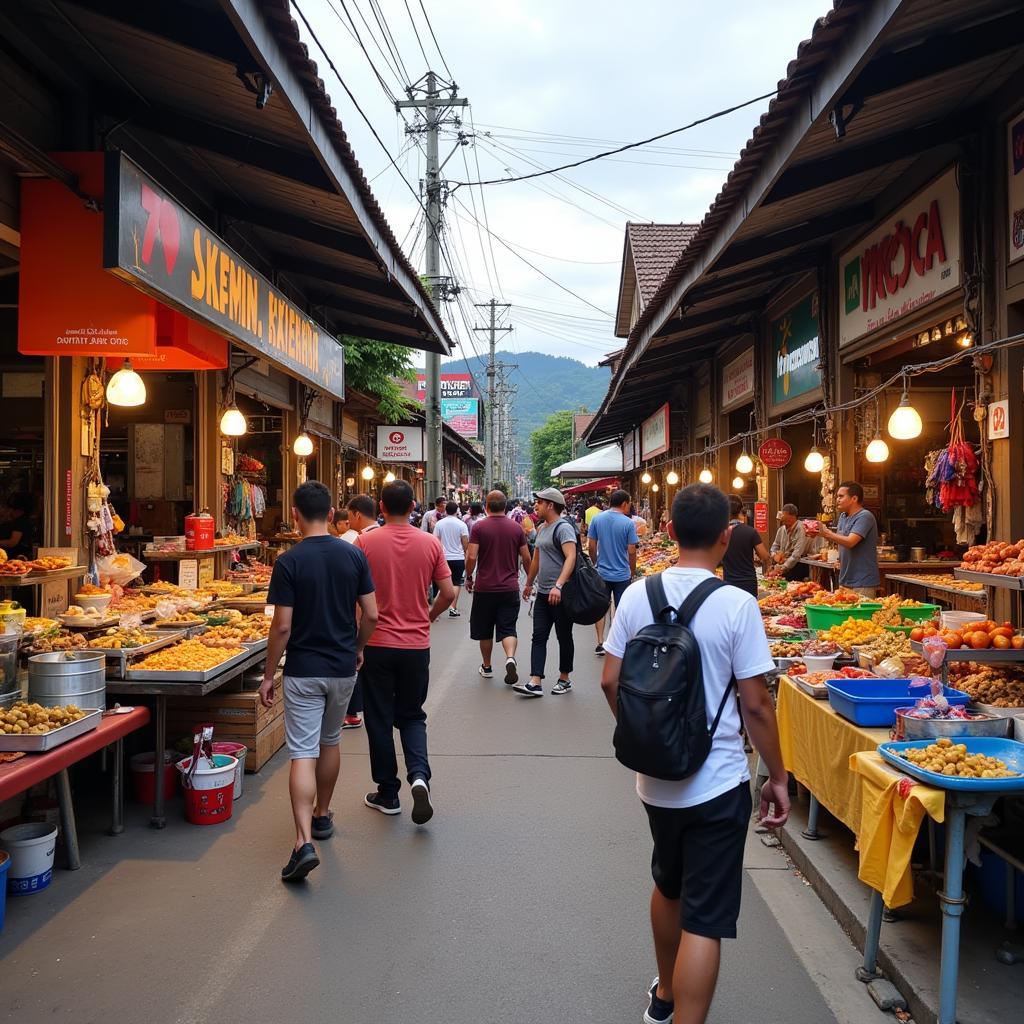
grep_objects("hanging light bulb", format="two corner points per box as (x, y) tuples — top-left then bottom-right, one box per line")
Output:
(731, 476), (745, 490)
(651, 483), (660, 493)
(887, 390), (923, 440)
(698, 467), (713, 484)
(219, 403), (247, 436)
(735, 451), (754, 475)
(361, 465), (375, 481)
(865, 433), (890, 463)
(106, 359), (146, 407)
(956, 332), (973, 348)
(293, 432), (314, 457)
(345, 477), (355, 488)
(641, 470), (652, 484)
(666, 470), (679, 485)
(804, 446), (825, 473)
(383, 471), (396, 483)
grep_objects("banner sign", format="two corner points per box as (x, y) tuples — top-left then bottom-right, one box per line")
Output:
(377, 426), (424, 462)
(440, 397), (479, 437)
(416, 373), (478, 398)
(770, 293), (820, 407)
(1008, 113), (1024, 265)
(754, 502), (769, 533)
(721, 348), (755, 411)
(622, 429), (637, 472)
(104, 151), (344, 398)
(640, 403), (670, 460)
(839, 168), (961, 347)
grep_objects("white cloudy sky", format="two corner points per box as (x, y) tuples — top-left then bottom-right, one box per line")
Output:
(296, 0), (828, 368)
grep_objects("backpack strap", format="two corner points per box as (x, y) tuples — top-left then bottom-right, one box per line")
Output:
(675, 577), (727, 626)
(644, 573), (674, 623)
(708, 675), (737, 740)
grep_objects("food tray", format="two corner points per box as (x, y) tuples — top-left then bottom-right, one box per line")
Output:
(879, 738), (1024, 792)
(953, 569), (1024, 590)
(0, 708), (101, 752)
(59, 615), (121, 631)
(911, 640), (1024, 663)
(789, 674), (830, 700)
(804, 603), (878, 631)
(895, 708), (1010, 739)
(969, 701), (1024, 719)
(90, 630), (187, 678)
(28, 564), (82, 576)
(123, 646), (254, 682)
(826, 678), (970, 727)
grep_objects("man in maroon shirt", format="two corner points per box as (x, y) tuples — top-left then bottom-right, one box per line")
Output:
(465, 490), (532, 686)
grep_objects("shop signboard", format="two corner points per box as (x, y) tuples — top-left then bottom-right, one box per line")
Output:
(758, 438), (792, 469)
(640, 403), (670, 460)
(377, 426), (424, 462)
(440, 397), (479, 438)
(622, 429), (637, 472)
(1008, 112), (1024, 265)
(415, 373), (478, 399)
(104, 152), (345, 399)
(721, 348), (755, 411)
(754, 502), (769, 533)
(770, 293), (821, 407)
(988, 399), (1009, 440)
(839, 168), (961, 347)
(694, 363), (712, 436)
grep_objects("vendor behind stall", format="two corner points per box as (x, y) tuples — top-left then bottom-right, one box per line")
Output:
(809, 482), (879, 597)
(770, 503), (810, 581)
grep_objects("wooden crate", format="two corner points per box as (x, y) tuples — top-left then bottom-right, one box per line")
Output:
(212, 715), (286, 772)
(166, 683), (283, 741)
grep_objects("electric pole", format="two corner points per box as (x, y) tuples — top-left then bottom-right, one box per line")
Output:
(473, 299), (511, 489)
(397, 73), (467, 499)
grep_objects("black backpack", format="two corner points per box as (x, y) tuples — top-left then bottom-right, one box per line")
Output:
(559, 520), (611, 625)
(613, 575), (735, 780)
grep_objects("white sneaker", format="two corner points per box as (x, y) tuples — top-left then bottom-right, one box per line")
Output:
(504, 658), (518, 686)
(410, 778), (433, 825)
(448, 608), (461, 618)
(479, 664), (494, 679)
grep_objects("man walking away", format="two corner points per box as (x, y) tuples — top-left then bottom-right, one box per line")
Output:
(600, 484), (790, 1024)
(341, 494), (380, 730)
(420, 495), (447, 533)
(517, 488), (577, 697)
(357, 480), (455, 823)
(721, 494), (771, 598)
(434, 501), (469, 617)
(465, 490), (531, 685)
(261, 481), (378, 882)
(588, 489), (638, 656)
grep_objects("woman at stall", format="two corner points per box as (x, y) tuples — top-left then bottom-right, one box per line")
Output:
(721, 494), (770, 597)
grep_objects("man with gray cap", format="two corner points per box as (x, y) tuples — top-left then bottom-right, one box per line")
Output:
(517, 487), (577, 697)
(770, 503), (811, 581)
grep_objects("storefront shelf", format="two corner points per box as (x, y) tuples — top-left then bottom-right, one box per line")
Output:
(953, 569), (1024, 590)
(885, 574), (987, 600)
(0, 567), (87, 588)
(142, 543), (262, 561)
(911, 640), (1024, 663)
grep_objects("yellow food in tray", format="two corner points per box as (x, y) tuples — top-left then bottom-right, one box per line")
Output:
(1, 702), (88, 734)
(87, 627), (151, 649)
(132, 638), (245, 672)
(153, 613), (206, 627)
(817, 617), (885, 651)
(899, 738), (1019, 779)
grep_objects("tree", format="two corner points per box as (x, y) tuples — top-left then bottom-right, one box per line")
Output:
(530, 409), (575, 490)
(342, 336), (417, 422)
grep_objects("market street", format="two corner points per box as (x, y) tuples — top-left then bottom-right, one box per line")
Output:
(0, 608), (877, 1024)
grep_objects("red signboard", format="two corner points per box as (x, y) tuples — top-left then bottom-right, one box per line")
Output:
(758, 438), (793, 469)
(754, 501), (769, 533)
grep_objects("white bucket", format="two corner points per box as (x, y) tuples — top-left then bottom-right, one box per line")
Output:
(940, 610), (986, 631)
(0, 822), (57, 896)
(176, 754), (237, 791)
(176, 754), (237, 826)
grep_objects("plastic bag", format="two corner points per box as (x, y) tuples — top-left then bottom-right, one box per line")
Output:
(96, 552), (145, 587)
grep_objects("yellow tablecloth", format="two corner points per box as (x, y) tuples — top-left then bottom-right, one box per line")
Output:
(776, 676), (946, 908)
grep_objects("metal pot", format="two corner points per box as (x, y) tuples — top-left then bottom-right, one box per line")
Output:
(28, 651), (106, 710)
(0, 632), (18, 693)
(895, 709), (1009, 740)
(910, 546), (927, 562)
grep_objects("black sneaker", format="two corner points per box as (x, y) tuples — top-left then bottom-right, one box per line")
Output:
(448, 607), (461, 617)
(479, 664), (494, 679)
(364, 791), (401, 815)
(594, 644), (605, 656)
(644, 977), (674, 1024)
(551, 678), (573, 695)
(512, 681), (543, 698)
(281, 842), (319, 882)
(311, 810), (334, 840)
(504, 657), (518, 686)
(410, 777), (433, 825)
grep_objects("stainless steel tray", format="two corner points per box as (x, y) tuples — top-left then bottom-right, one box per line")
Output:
(953, 569), (1024, 590)
(0, 707), (101, 751)
(123, 646), (254, 682)
(91, 630), (186, 679)
(59, 615), (121, 631)
(969, 701), (1024, 719)
(240, 637), (267, 651)
(789, 674), (830, 700)
(911, 640), (1024, 663)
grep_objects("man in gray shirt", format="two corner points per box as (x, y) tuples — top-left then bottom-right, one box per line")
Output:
(517, 487), (577, 697)
(812, 481), (879, 596)
(769, 503), (810, 581)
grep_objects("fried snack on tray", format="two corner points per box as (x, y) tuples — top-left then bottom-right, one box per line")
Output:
(131, 638), (245, 672)
(817, 616), (885, 651)
(899, 738), (1019, 779)
(946, 663), (1024, 707)
(28, 556), (71, 571)
(0, 702), (88, 734)
(805, 588), (864, 606)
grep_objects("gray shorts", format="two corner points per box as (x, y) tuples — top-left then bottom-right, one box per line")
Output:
(283, 674), (358, 759)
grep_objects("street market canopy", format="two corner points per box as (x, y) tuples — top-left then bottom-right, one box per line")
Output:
(561, 476), (621, 496)
(550, 445), (623, 479)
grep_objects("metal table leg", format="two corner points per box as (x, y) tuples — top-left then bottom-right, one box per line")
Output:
(110, 737), (124, 836)
(150, 695), (167, 829)
(802, 793), (825, 840)
(55, 767), (80, 871)
(857, 889), (885, 982)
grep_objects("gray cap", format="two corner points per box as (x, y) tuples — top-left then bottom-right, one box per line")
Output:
(533, 487), (566, 505)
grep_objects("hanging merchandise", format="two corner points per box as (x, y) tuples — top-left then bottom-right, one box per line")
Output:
(926, 391), (982, 545)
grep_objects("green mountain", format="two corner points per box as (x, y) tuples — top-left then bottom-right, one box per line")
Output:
(442, 350), (610, 471)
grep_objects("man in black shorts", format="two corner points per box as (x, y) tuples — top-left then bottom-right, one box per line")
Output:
(600, 484), (790, 1024)
(465, 490), (531, 685)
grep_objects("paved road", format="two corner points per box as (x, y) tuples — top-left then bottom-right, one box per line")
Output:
(0, 604), (879, 1023)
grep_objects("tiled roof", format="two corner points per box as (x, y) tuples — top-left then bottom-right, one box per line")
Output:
(627, 223), (699, 305)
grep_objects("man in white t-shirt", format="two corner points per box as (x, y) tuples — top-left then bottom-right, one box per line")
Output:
(601, 483), (790, 1024)
(433, 501), (470, 618)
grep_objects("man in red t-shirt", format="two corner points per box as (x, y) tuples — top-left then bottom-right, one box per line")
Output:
(465, 490), (531, 686)
(356, 480), (455, 824)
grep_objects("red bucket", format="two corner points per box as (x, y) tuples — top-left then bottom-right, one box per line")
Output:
(177, 754), (236, 825)
(211, 742), (247, 799)
(130, 751), (180, 805)
(184, 513), (215, 551)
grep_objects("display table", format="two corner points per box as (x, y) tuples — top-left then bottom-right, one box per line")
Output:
(885, 572), (988, 611)
(0, 707), (150, 867)
(106, 649), (270, 828)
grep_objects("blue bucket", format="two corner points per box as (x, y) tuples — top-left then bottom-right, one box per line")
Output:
(0, 851), (8, 930)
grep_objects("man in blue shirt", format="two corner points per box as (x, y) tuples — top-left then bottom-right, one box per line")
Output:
(587, 489), (638, 655)
(812, 480), (880, 597)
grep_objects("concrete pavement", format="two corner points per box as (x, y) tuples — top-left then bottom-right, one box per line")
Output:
(0, 605), (879, 1023)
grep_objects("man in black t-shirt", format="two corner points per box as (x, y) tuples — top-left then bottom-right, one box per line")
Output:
(261, 481), (378, 882)
(720, 494), (771, 598)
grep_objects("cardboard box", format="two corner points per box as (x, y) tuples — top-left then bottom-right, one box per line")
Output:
(166, 685), (283, 741)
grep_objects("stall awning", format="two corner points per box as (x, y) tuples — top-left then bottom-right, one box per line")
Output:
(562, 477), (621, 496)
(551, 445), (622, 479)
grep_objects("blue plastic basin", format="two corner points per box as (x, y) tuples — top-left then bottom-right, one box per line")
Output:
(825, 678), (970, 727)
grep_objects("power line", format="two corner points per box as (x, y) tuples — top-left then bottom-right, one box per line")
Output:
(417, 0), (454, 81)
(453, 89), (778, 188)
(402, 0), (432, 70)
(472, 122), (737, 157)
(329, 0), (400, 103)
(467, 106), (504, 301)
(367, 0), (413, 87)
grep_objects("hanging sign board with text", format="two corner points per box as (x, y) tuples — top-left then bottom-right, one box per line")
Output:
(640, 404), (670, 460)
(721, 348), (755, 411)
(839, 168), (961, 347)
(103, 152), (344, 398)
(1008, 113), (1024, 265)
(376, 426), (424, 462)
(770, 292), (821, 408)
(622, 429), (637, 472)
(754, 502), (769, 533)
(988, 399), (1009, 440)
(758, 439), (793, 469)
